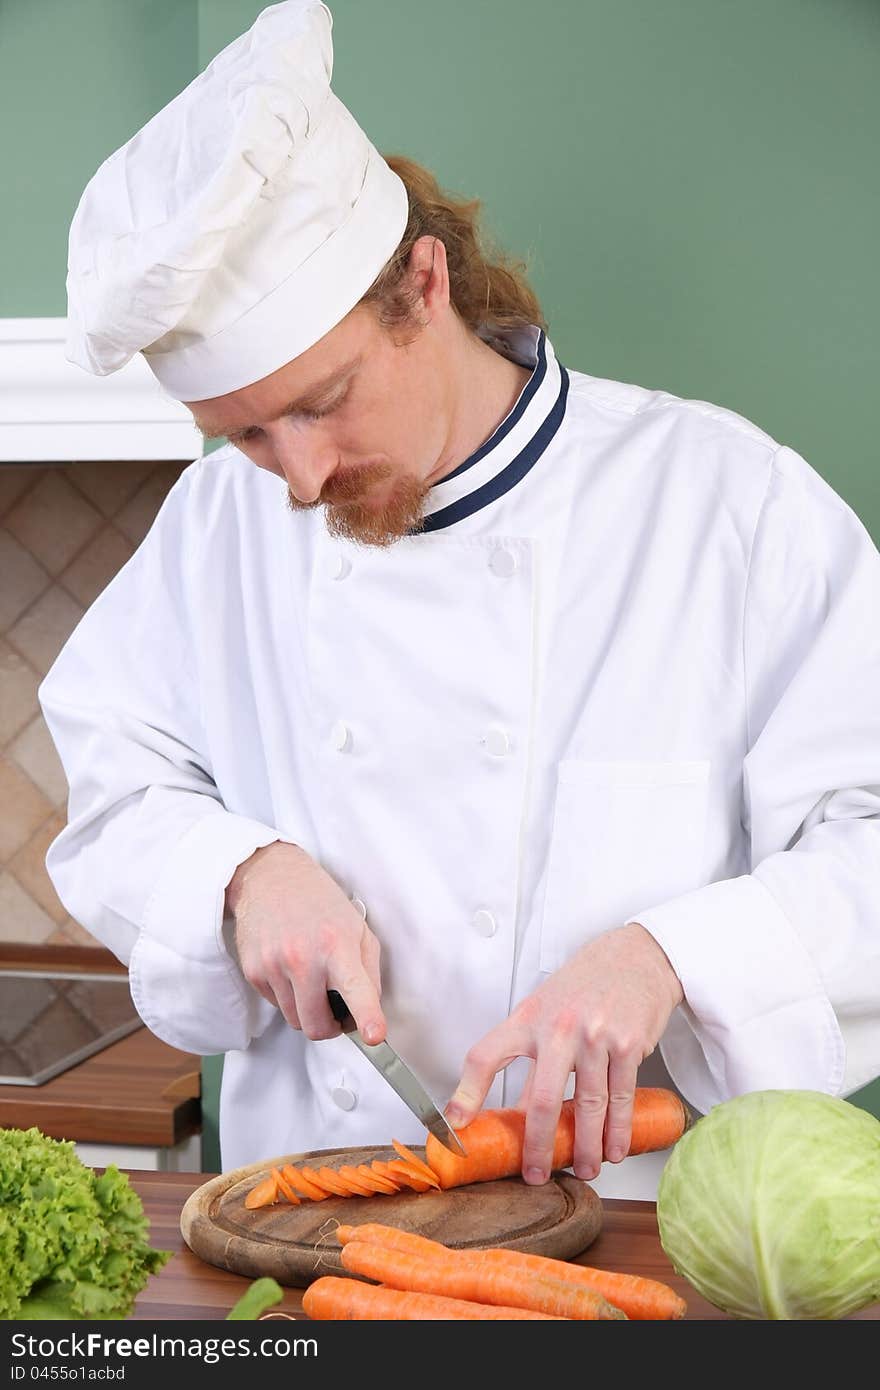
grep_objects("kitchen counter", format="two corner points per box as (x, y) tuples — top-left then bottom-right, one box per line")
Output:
(0, 944), (200, 1165)
(0, 1026), (201, 1148)
(128, 1171), (880, 1321)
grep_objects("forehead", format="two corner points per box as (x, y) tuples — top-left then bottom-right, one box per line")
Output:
(186, 305), (377, 438)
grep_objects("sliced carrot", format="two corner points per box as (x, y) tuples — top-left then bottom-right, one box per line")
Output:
(271, 1166), (302, 1205)
(337, 1165), (380, 1197)
(369, 1161), (405, 1189)
(355, 1164), (400, 1194)
(244, 1173), (278, 1209)
(391, 1138), (442, 1184)
(387, 1157), (440, 1189)
(350, 1162), (400, 1195)
(315, 1165), (359, 1198)
(282, 1165), (329, 1202)
(300, 1166), (340, 1196)
(384, 1161), (434, 1192)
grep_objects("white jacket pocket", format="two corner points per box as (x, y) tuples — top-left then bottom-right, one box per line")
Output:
(539, 759), (711, 974)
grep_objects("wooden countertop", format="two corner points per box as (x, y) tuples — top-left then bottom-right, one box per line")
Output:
(128, 1171), (880, 1321)
(0, 944), (200, 1147)
(0, 1027), (201, 1146)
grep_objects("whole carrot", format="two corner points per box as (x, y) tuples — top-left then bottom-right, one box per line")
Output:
(340, 1242), (627, 1319)
(425, 1087), (690, 1188)
(336, 1222), (686, 1320)
(301, 1276), (565, 1320)
(477, 1246), (687, 1320)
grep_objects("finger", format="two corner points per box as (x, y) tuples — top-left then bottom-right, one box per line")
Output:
(265, 973), (302, 1032)
(520, 1053), (573, 1184)
(602, 1053), (640, 1163)
(361, 930), (383, 1003)
(445, 1022), (533, 1129)
(513, 1060), (537, 1114)
(326, 959), (386, 1045)
(570, 1053), (611, 1181)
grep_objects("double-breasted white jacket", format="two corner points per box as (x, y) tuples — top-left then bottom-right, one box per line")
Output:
(39, 326), (880, 1197)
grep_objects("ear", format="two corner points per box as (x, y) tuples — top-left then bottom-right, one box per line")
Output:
(406, 235), (450, 319)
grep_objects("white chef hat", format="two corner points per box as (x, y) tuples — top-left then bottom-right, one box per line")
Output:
(64, 1), (409, 400)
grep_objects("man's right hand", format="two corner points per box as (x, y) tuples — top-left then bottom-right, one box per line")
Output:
(224, 842), (385, 1044)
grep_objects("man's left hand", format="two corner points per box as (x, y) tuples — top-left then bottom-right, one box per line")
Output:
(444, 921), (684, 1184)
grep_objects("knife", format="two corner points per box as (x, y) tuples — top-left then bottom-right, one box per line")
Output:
(327, 989), (467, 1156)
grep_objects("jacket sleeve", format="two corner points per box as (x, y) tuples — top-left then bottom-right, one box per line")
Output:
(633, 445), (880, 1114)
(38, 464), (283, 1055)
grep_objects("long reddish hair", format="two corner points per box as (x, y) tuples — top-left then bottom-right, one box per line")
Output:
(360, 154), (547, 337)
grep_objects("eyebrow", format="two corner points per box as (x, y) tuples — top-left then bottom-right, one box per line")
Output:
(194, 355), (362, 440)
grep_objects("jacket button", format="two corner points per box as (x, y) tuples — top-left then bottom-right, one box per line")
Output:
(485, 726), (511, 757)
(330, 554), (351, 580)
(331, 720), (352, 752)
(473, 909), (498, 938)
(489, 548), (517, 578)
(331, 1086), (358, 1111)
(351, 896), (367, 919)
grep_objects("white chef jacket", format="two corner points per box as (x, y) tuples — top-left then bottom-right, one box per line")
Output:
(39, 325), (880, 1199)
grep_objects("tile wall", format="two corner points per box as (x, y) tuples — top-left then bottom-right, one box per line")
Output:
(0, 460), (188, 948)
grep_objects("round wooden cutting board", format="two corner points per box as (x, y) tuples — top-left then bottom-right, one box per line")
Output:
(180, 1143), (603, 1287)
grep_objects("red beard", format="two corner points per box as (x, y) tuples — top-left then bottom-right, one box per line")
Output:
(286, 461), (430, 546)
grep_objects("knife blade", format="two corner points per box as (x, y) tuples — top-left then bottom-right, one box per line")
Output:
(327, 990), (467, 1156)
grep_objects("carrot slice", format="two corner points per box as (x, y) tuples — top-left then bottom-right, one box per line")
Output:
(337, 1165), (380, 1197)
(384, 1161), (434, 1192)
(370, 1161), (403, 1185)
(271, 1166), (302, 1204)
(388, 1156), (440, 1189)
(355, 1164), (400, 1194)
(282, 1165), (329, 1201)
(300, 1165), (339, 1196)
(244, 1173), (278, 1209)
(315, 1165), (358, 1197)
(391, 1138), (441, 1184)
(339, 1165), (389, 1195)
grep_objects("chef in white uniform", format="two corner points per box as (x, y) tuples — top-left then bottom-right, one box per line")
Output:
(41, 1), (880, 1199)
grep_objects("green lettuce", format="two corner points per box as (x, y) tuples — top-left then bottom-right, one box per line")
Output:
(656, 1089), (880, 1320)
(0, 1126), (171, 1320)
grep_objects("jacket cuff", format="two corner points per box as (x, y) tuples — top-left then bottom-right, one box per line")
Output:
(631, 873), (845, 1115)
(128, 808), (288, 1054)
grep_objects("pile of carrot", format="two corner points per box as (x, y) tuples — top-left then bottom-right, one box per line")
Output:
(244, 1087), (690, 1210)
(300, 1223), (688, 1320)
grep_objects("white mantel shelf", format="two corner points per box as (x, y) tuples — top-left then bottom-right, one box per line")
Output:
(0, 318), (203, 462)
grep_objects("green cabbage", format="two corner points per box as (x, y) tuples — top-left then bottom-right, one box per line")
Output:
(656, 1089), (880, 1320)
(0, 1126), (171, 1320)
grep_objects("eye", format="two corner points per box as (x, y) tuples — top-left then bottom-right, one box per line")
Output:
(303, 385), (350, 422)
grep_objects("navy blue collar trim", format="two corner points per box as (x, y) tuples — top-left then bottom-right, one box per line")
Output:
(440, 330), (549, 486)
(414, 363), (570, 535)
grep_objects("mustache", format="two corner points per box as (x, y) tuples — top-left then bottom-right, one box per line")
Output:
(285, 465), (430, 548)
(287, 461), (394, 510)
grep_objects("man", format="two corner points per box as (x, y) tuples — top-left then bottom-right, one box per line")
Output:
(42, 0), (880, 1199)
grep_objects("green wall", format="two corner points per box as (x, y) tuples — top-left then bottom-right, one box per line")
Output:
(3, 1), (877, 1153)
(0, 0), (196, 317)
(3, 0), (878, 539)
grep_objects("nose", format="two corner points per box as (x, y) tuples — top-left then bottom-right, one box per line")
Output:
(270, 420), (339, 504)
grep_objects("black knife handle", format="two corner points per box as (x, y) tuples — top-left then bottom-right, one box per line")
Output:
(327, 989), (355, 1032)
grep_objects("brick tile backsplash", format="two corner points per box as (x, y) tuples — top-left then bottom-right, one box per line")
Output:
(0, 459), (188, 950)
